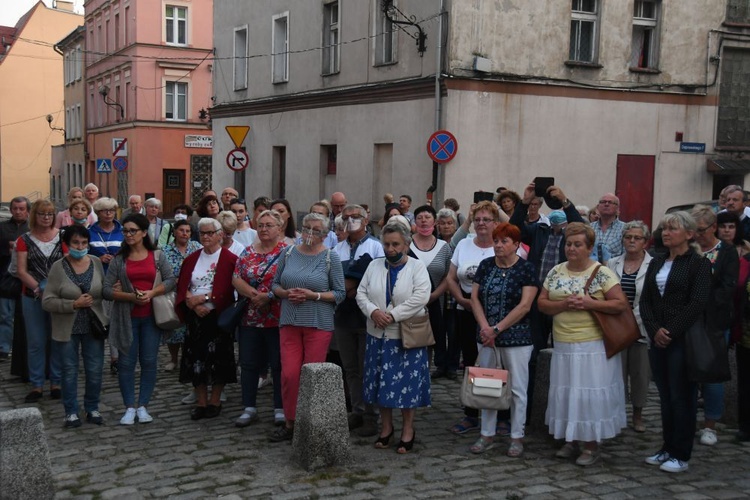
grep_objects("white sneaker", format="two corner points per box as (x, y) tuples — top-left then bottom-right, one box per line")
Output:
(660, 458), (689, 473)
(120, 408), (136, 426)
(274, 408), (286, 426)
(220, 390), (227, 402)
(181, 391), (197, 405)
(645, 450), (670, 465)
(235, 407), (258, 428)
(136, 406), (153, 423)
(699, 428), (717, 446)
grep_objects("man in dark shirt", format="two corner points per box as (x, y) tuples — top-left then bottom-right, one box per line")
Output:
(0, 197), (30, 359)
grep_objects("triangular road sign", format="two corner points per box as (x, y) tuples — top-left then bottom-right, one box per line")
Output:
(226, 126), (250, 148)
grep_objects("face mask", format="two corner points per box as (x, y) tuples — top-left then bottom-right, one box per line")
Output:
(174, 213), (188, 221)
(72, 217), (87, 225)
(303, 234), (314, 246)
(69, 247), (88, 260)
(346, 218), (362, 232)
(386, 252), (403, 264)
(417, 225), (434, 236)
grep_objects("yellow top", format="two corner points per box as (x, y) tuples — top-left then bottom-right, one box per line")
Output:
(543, 262), (619, 344)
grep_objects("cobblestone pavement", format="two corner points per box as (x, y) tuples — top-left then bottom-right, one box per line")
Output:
(1, 348), (750, 500)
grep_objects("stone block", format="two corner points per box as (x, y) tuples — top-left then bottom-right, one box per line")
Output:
(292, 362), (351, 471)
(529, 348), (552, 432)
(0, 407), (55, 500)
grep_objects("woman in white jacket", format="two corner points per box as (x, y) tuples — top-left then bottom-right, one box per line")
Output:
(606, 220), (653, 433)
(357, 216), (431, 454)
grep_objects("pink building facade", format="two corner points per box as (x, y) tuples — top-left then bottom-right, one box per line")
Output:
(84, 0), (214, 214)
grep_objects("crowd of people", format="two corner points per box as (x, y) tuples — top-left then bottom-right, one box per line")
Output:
(1, 181), (748, 469)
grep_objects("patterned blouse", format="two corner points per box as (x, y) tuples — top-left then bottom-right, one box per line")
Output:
(163, 241), (202, 277)
(62, 258), (93, 336)
(473, 256), (538, 347)
(233, 241), (287, 328)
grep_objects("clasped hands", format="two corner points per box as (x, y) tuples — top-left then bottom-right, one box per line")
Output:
(371, 309), (394, 329)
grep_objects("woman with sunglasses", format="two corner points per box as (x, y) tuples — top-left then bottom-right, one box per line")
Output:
(104, 214), (176, 425)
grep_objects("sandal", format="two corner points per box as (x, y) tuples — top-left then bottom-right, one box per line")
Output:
(555, 442), (579, 459)
(633, 418), (646, 433)
(396, 431), (416, 454)
(575, 448), (600, 466)
(507, 440), (524, 458)
(448, 416), (479, 435)
(374, 430), (394, 449)
(469, 436), (495, 454)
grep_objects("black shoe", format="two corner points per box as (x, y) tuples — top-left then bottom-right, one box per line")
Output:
(205, 404), (222, 418)
(431, 368), (447, 379)
(24, 390), (43, 403)
(269, 426), (294, 442)
(445, 371), (458, 381)
(110, 360), (118, 375)
(86, 411), (104, 425)
(190, 406), (207, 420)
(396, 430), (416, 454)
(50, 388), (62, 400)
(348, 413), (364, 430)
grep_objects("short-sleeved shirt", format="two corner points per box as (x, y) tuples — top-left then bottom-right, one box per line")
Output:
(474, 256), (538, 346)
(233, 241), (286, 327)
(451, 238), (495, 309)
(543, 262), (619, 343)
(592, 219), (626, 258)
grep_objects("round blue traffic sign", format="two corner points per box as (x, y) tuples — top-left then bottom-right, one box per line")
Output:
(427, 130), (458, 163)
(113, 157), (128, 172)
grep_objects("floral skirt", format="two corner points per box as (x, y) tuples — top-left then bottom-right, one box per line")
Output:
(163, 325), (186, 345)
(363, 334), (431, 409)
(179, 310), (237, 387)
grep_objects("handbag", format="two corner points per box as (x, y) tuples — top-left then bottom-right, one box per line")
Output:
(584, 265), (641, 358)
(459, 348), (512, 410)
(152, 251), (181, 330)
(685, 313), (731, 383)
(90, 309), (109, 340)
(400, 310), (435, 349)
(0, 271), (21, 299)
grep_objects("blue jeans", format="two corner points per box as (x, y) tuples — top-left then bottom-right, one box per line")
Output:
(118, 316), (160, 408)
(57, 333), (104, 415)
(701, 330), (730, 421)
(0, 297), (15, 353)
(22, 295), (61, 388)
(238, 326), (282, 409)
(650, 337), (698, 461)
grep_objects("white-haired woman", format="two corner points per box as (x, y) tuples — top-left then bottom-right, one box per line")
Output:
(356, 216), (431, 454)
(144, 198), (172, 248)
(217, 210), (246, 256)
(270, 212), (346, 442)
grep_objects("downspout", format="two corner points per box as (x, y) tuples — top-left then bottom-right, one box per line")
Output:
(428, 0), (445, 205)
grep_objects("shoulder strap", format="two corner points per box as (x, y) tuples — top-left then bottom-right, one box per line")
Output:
(584, 264), (603, 295)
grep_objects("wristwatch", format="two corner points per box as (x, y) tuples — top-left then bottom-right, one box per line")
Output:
(492, 326), (501, 335)
(267, 291), (274, 300)
(204, 294), (210, 303)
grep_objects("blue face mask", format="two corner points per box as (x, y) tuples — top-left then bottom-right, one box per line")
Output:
(72, 217), (88, 225)
(386, 252), (404, 264)
(68, 247), (88, 260)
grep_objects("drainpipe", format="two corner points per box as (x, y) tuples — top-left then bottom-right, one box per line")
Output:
(428, 0), (445, 206)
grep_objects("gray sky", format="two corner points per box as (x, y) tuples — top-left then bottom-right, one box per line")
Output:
(0, 0), (84, 27)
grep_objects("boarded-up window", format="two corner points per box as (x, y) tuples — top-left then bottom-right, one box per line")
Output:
(717, 48), (750, 148)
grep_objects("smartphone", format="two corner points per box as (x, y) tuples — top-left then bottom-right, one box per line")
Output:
(473, 191), (494, 203)
(534, 177), (555, 197)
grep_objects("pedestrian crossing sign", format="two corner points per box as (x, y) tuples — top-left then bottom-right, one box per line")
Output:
(96, 158), (112, 173)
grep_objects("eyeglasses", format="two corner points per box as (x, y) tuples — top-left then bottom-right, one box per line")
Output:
(98, 209), (116, 214)
(342, 215), (363, 221)
(473, 218), (495, 224)
(122, 228), (141, 235)
(257, 223), (277, 230)
(598, 200), (619, 206)
(38, 213), (55, 218)
(623, 235), (646, 241)
(695, 226), (712, 234)
(301, 227), (325, 237)
(199, 230), (221, 237)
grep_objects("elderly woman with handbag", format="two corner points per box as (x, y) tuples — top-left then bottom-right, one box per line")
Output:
(356, 217), (431, 454)
(103, 214), (176, 426)
(43, 225), (107, 428)
(468, 223), (538, 457)
(175, 218), (239, 420)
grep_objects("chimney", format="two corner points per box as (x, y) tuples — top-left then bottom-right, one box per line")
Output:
(54, 0), (75, 13)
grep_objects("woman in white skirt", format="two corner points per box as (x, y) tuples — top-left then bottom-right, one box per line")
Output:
(538, 222), (628, 466)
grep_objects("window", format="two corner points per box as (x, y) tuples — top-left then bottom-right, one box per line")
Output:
(631, 1), (659, 70)
(115, 13), (120, 50)
(272, 13), (289, 83)
(322, 2), (340, 75)
(125, 6), (129, 45)
(272, 146), (286, 199)
(166, 5), (187, 45)
(375, 0), (396, 65)
(165, 81), (187, 121)
(76, 104), (82, 139)
(727, 0), (750, 24)
(718, 48), (750, 148)
(75, 45), (82, 80)
(64, 52), (70, 84)
(105, 19), (110, 53)
(569, 0), (599, 63)
(233, 27), (248, 90)
(65, 107), (71, 140)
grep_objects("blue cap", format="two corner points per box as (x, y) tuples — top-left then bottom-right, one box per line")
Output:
(548, 210), (567, 225)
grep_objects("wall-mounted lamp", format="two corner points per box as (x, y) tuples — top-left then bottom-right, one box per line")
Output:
(198, 108), (209, 121)
(45, 114), (64, 134)
(99, 84), (124, 121)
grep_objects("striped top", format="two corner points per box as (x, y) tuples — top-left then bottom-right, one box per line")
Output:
(272, 246), (346, 331)
(410, 238), (452, 291)
(620, 271), (637, 307)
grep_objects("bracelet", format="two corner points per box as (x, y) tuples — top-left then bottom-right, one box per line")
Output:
(316, 293), (321, 301)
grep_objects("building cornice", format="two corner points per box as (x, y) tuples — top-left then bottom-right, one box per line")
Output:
(210, 76), (441, 118)
(87, 120), (212, 133)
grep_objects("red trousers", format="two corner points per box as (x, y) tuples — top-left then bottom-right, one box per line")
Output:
(279, 326), (332, 421)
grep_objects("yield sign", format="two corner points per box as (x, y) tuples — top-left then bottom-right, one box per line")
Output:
(226, 126), (250, 148)
(427, 130), (458, 163)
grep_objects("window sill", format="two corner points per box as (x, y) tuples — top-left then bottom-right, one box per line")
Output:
(564, 60), (603, 69)
(723, 21), (750, 28)
(629, 67), (661, 74)
(322, 71), (340, 77)
(272, 80), (289, 85)
(373, 61), (398, 68)
(165, 118), (187, 122)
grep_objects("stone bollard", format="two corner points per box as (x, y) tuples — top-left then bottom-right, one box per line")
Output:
(292, 362), (351, 471)
(529, 348), (553, 432)
(0, 408), (55, 500)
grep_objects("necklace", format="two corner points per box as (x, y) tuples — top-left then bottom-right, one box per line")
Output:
(623, 258), (643, 275)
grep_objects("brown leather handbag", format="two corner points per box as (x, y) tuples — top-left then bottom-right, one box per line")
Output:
(584, 265), (641, 358)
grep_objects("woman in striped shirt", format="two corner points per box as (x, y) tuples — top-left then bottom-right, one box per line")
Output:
(270, 212), (345, 442)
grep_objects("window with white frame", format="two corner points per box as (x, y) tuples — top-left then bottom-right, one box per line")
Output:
(75, 45), (82, 80)
(65, 107), (71, 140)
(233, 26), (248, 90)
(569, 0), (599, 63)
(322, 2), (340, 75)
(166, 5), (187, 45)
(165, 81), (187, 121)
(76, 104), (82, 139)
(631, 0), (660, 69)
(375, 0), (396, 65)
(64, 52), (70, 84)
(272, 12), (289, 83)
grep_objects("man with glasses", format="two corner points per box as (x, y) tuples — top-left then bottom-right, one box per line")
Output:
(229, 198), (257, 248)
(592, 193), (626, 258)
(221, 187), (239, 211)
(0, 197), (30, 360)
(334, 204), (384, 437)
